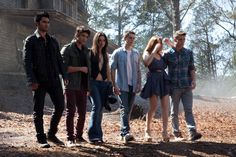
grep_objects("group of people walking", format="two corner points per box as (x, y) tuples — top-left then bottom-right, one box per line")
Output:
(23, 12), (202, 148)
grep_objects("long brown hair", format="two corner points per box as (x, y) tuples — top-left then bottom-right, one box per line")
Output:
(144, 36), (162, 54)
(91, 32), (108, 63)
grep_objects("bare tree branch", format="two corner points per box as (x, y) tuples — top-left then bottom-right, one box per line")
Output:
(180, 0), (196, 23)
(154, 0), (172, 22)
(215, 21), (236, 41)
(121, 0), (133, 17)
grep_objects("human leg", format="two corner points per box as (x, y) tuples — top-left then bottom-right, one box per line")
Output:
(33, 86), (48, 146)
(75, 90), (87, 139)
(170, 89), (182, 137)
(88, 81), (104, 141)
(161, 95), (170, 141)
(145, 94), (158, 142)
(47, 84), (65, 145)
(182, 89), (202, 141)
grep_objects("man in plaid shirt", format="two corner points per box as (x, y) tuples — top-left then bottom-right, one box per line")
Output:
(164, 30), (202, 141)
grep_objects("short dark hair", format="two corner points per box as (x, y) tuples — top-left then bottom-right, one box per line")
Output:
(75, 25), (91, 37)
(34, 12), (49, 23)
(123, 30), (135, 40)
(76, 26), (91, 36)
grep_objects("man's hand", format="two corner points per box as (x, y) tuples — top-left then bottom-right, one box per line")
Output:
(79, 67), (88, 74)
(191, 80), (196, 90)
(64, 79), (69, 86)
(31, 83), (39, 91)
(113, 86), (121, 95)
(87, 91), (90, 96)
(135, 85), (141, 93)
(163, 38), (174, 48)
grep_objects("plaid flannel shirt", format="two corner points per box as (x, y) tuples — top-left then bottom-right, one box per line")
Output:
(163, 47), (195, 89)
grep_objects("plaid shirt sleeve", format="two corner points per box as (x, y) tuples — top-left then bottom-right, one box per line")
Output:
(188, 50), (195, 71)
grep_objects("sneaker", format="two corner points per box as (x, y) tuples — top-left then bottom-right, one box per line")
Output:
(47, 135), (64, 146)
(37, 139), (50, 148)
(38, 139), (50, 148)
(66, 140), (76, 148)
(37, 134), (50, 148)
(189, 131), (202, 141)
(144, 132), (152, 142)
(76, 137), (87, 143)
(173, 132), (185, 141)
(123, 133), (135, 144)
(162, 132), (170, 142)
(89, 138), (100, 145)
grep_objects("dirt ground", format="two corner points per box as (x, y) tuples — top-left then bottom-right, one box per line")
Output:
(0, 89), (236, 157)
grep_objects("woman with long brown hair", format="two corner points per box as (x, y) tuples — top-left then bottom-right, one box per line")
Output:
(87, 32), (112, 144)
(140, 36), (170, 142)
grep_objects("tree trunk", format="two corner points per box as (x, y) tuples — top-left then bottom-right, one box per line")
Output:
(118, 0), (122, 46)
(171, 0), (181, 32)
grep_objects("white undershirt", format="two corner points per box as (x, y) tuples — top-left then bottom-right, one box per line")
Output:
(126, 50), (132, 86)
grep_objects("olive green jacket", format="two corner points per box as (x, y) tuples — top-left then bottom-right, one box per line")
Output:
(61, 41), (90, 91)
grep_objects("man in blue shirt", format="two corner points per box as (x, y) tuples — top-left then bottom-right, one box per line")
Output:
(164, 30), (202, 141)
(111, 31), (141, 144)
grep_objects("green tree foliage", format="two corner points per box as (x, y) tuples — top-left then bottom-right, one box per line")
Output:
(188, 1), (221, 79)
(88, 0), (143, 46)
(87, 0), (235, 80)
(188, 0), (236, 80)
(87, 0), (175, 49)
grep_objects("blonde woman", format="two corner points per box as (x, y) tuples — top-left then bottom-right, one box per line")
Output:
(140, 36), (170, 142)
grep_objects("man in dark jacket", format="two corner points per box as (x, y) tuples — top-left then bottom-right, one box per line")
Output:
(23, 12), (68, 148)
(61, 26), (90, 147)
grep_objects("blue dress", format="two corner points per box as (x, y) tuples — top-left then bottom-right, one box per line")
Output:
(140, 57), (170, 99)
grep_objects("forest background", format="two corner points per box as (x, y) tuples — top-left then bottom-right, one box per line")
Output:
(83, 0), (236, 97)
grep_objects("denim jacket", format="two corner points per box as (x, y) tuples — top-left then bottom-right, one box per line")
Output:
(110, 46), (141, 93)
(61, 42), (90, 91)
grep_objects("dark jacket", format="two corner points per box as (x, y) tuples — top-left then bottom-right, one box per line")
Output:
(23, 31), (67, 86)
(61, 41), (90, 91)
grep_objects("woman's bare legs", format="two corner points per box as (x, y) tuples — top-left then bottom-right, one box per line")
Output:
(145, 95), (158, 142)
(161, 95), (170, 142)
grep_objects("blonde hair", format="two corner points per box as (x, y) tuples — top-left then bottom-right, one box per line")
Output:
(173, 30), (186, 39)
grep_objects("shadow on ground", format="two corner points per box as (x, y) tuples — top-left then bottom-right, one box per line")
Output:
(0, 141), (236, 157)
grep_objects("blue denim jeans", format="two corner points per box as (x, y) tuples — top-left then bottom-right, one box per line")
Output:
(88, 80), (108, 141)
(170, 88), (196, 135)
(120, 86), (136, 137)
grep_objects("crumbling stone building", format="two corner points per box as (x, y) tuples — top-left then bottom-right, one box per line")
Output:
(0, 0), (117, 89)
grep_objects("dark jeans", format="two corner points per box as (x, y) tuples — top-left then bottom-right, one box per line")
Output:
(65, 89), (87, 141)
(33, 81), (64, 142)
(120, 86), (136, 137)
(88, 80), (108, 141)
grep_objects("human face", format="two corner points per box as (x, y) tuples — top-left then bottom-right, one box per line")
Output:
(98, 35), (106, 49)
(174, 35), (186, 50)
(37, 17), (49, 32)
(125, 33), (135, 47)
(76, 32), (89, 45)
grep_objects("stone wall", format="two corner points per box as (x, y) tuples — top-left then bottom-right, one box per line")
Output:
(0, 0), (16, 9)
(0, 17), (18, 73)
